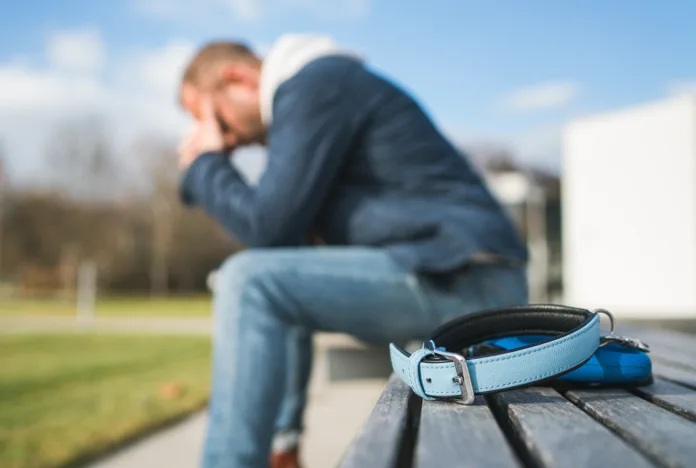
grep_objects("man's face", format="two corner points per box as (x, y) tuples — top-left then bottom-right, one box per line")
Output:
(180, 64), (265, 152)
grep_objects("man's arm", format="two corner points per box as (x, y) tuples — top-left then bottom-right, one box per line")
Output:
(179, 76), (356, 248)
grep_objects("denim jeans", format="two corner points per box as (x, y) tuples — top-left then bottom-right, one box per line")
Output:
(202, 247), (528, 468)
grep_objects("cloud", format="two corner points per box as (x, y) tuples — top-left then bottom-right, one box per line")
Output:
(282, 0), (370, 18)
(667, 80), (696, 97)
(0, 63), (109, 114)
(138, 0), (262, 21)
(498, 81), (578, 113)
(134, 0), (370, 22)
(47, 29), (106, 73)
(507, 124), (563, 170)
(0, 32), (191, 185)
(0, 30), (273, 192)
(446, 124), (563, 172)
(128, 40), (196, 95)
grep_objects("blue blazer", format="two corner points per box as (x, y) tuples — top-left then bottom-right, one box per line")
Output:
(180, 56), (528, 273)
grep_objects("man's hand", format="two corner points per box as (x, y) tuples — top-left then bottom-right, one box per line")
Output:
(178, 96), (225, 171)
(177, 126), (200, 171)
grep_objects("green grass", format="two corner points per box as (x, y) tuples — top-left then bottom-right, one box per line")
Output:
(0, 296), (212, 317)
(0, 333), (212, 468)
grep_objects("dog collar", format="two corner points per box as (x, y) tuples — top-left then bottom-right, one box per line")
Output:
(390, 305), (609, 404)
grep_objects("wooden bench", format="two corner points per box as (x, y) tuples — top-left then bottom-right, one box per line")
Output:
(338, 325), (696, 467)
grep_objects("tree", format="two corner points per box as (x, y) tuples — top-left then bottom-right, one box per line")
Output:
(0, 141), (7, 281)
(44, 116), (124, 201)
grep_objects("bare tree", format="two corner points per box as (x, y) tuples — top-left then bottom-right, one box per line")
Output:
(44, 116), (124, 201)
(0, 141), (7, 282)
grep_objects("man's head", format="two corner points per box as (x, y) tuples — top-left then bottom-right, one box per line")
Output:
(180, 42), (266, 151)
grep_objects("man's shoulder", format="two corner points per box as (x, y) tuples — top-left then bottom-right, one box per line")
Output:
(271, 56), (372, 121)
(288, 55), (366, 85)
(277, 56), (383, 100)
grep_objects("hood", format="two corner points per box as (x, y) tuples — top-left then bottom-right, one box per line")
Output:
(259, 34), (363, 126)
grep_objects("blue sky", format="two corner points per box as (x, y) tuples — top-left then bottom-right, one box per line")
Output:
(1, 0), (695, 183)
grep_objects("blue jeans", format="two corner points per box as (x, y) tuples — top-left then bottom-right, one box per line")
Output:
(202, 247), (528, 468)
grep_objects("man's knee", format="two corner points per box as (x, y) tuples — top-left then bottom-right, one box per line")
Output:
(215, 248), (294, 298)
(210, 251), (273, 333)
(216, 250), (266, 292)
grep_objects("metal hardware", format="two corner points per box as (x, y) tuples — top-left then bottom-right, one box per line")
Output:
(599, 335), (651, 353)
(594, 308), (650, 352)
(594, 308), (616, 343)
(425, 340), (476, 405)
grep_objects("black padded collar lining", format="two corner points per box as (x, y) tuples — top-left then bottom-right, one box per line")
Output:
(428, 304), (595, 351)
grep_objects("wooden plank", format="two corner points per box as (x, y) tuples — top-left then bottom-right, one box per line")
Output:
(631, 378), (696, 422)
(611, 326), (696, 372)
(415, 396), (521, 468)
(338, 374), (414, 468)
(649, 352), (696, 374)
(490, 387), (653, 468)
(653, 361), (696, 390)
(622, 326), (696, 359)
(566, 387), (696, 467)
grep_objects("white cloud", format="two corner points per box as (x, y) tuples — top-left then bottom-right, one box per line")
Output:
(499, 81), (578, 113)
(0, 33), (190, 184)
(224, 0), (263, 20)
(47, 29), (106, 73)
(446, 124), (563, 172)
(283, 0), (370, 18)
(138, 0), (262, 21)
(135, 0), (370, 22)
(508, 125), (563, 170)
(0, 63), (108, 113)
(0, 31), (271, 191)
(667, 80), (696, 97)
(130, 40), (196, 95)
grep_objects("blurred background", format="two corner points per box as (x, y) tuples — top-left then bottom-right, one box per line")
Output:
(1, 1), (695, 467)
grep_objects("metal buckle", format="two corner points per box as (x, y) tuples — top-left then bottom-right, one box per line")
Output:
(594, 309), (650, 353)
(425, 340), (476, 405)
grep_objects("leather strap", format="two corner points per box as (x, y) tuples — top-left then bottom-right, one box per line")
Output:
(390, 305), (601, 403)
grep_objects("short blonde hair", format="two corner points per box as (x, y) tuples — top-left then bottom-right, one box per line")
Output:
(181, 41), (260, 88)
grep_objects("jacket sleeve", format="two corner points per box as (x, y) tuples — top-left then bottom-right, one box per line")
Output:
(179, 74), (356, 248)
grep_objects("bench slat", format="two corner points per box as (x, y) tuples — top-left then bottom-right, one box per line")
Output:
(651, 352), (696, 373)
(611, 326), (696, 375)
(338, 374), (413, 468)
(623, 327), (696, 361)
(622, 327), (696, 356)
(416, 397), (521, 468)
(631, 378), (696, 422)
(491, 387), (653, 468)
(566, 388), (696, 467)
(653, 361), (696, 389)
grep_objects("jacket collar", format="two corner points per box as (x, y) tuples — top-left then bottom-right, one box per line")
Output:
(259, 34), (362, 126)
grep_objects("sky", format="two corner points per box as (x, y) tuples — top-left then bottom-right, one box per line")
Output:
(1, 0), (695, 186)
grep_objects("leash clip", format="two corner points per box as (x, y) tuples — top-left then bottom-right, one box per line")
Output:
(594, 308), (650, 353)
(425, 340), (476, 405)
(599, 335), (651, 353)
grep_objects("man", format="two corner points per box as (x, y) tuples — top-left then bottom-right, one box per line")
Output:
(178, 33), (528, 468)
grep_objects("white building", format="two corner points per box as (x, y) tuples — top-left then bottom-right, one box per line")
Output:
(562, 94), (696, 319)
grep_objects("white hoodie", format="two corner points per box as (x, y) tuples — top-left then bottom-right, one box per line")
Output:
(259, 34), (363, 126)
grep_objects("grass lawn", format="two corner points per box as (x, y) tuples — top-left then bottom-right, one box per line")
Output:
(0, 296), (212, 317)
(0, 333), (211, 468)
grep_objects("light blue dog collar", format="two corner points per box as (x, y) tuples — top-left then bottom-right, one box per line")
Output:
(390, 305), (609, 404)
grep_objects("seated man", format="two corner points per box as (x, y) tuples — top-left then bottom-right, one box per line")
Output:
(177, 33), (529, 468)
